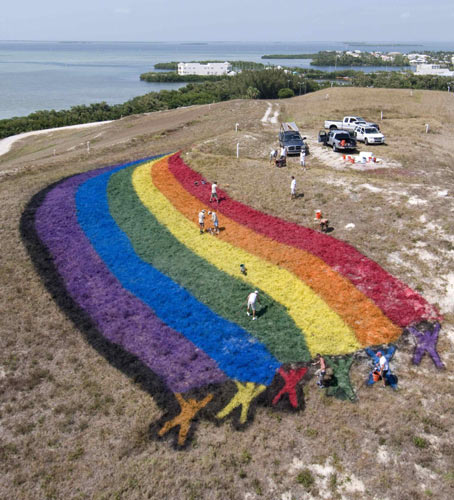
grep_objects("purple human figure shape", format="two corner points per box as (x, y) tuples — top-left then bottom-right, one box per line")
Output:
(408, 322), (445, 369)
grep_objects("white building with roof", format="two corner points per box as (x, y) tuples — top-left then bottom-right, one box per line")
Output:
(177, 62), (233, 76)
(415, 64), (454, 77)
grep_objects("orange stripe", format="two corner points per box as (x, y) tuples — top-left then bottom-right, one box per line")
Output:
(152, 158), (401, 347)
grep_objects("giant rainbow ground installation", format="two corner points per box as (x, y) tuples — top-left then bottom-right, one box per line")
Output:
(22, 153), (443, 446)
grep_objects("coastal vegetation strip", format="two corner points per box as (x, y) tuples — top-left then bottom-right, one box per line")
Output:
(140, 72), (227, 83)
(0, 69), (319, 139)
(2, 65), (453, 140)
(262, 51), (410, 66)
(154, 60), (265, 71)
(261, 54), (314, 59)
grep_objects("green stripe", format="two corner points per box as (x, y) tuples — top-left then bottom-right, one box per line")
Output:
(107, 165), (311, 363)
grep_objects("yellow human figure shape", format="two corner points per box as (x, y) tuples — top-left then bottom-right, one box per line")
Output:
(216, 381), (266, 424)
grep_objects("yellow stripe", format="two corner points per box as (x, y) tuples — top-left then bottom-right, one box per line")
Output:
(132, 161), (361, 356)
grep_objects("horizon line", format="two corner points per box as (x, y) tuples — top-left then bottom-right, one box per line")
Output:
(2, 39), (454, 44)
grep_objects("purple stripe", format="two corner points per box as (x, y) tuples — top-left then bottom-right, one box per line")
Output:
(34, 163), (227, 393)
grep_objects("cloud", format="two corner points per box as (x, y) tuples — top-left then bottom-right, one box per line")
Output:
(400, 12), (411, 19)
(114, 7), (131, 15)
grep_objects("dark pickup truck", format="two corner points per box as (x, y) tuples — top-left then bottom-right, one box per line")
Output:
(279, 122), (307, 155)
(319, 129), (356, 152)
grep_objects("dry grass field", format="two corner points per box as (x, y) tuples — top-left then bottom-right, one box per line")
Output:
(1, 88), (453, 500)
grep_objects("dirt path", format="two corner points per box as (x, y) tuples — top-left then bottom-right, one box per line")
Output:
(0, 120), (113, 158)
(261, 102), (280, 125)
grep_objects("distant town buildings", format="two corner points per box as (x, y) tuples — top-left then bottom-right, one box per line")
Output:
(345, 50), (361, 57)
(415, 64), (454, 77)
(408, 53), (430, 64)
(177, 62), (233, 76)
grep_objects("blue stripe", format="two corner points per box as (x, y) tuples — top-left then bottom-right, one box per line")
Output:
(75, 159), (280, 385)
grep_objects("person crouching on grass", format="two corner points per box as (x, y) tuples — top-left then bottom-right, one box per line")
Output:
(312, 354), (326, 388)
(246, 290), (260, 320)
(208, 211), (219, 235)
(315, 210), (329, 232)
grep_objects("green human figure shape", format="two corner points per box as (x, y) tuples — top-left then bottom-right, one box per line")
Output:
(324, 355), (356, 401)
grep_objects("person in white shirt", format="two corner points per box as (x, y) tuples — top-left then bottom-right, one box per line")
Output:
(210, 181), (219, 204)
(300, 149), (306, 170)
(208, 211), (219, 234)
(198, 209), (206, 234)
(269, 149), (277, 164)
(376, 351), (389, 388)
(290, 176), (296, 200)
(246, 290), (260, 320)
(280, 146), (287, 159)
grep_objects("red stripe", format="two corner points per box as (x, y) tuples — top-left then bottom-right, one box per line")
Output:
(168, 153), (441, 327)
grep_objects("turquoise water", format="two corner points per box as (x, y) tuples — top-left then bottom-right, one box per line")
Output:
(1, 40), (453, 119)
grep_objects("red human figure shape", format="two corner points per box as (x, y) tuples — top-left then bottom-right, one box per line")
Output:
(272, 366), (308, 408)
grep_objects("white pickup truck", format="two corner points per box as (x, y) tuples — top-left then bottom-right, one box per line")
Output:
(324, 116), (380, 131)
(353, 124), (385, 145)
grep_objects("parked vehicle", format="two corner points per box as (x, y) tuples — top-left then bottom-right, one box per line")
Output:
(324, 130), (357, 152)
(318, 130), (328, 144)
(353, 125), (385, 145)
(324, 116), (380, 131)
(279, 122), (307, 155)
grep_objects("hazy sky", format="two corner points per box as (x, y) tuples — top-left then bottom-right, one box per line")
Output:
(2, 0), (454, 42)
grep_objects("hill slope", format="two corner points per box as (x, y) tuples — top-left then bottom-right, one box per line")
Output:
(1, 88), (453, 500)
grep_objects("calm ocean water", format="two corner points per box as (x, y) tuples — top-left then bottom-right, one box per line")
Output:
(1, 40), (454, 119)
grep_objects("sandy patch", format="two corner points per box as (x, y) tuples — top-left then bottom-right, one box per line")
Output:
(289, 457), (366, 499)
(387, 252), (411, 268)
(438, 273), (454, 313)
(407, 196), (428, 205)
(306, 135), (401, 171)
(358, 183), (383, 193)
(377, 446), (390, 464)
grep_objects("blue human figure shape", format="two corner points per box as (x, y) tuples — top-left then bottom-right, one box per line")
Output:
(365, 345), (398, 389)
(408, 322), (445, 369)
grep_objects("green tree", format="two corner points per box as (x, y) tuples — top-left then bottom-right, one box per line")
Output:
(278, 88), (294, 99)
